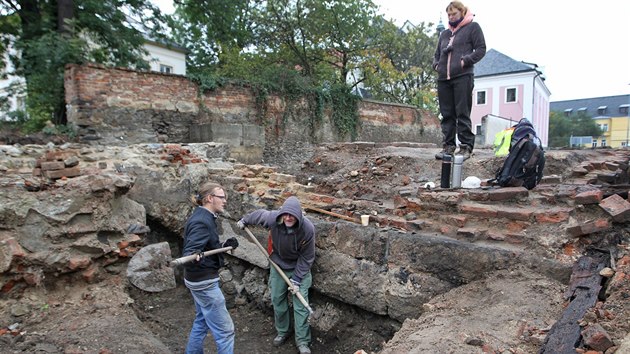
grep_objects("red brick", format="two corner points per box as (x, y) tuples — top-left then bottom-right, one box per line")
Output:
(534, 208), (571, 223)
(581, 218), (611, 234)
(487, 187), (528, 201)
(599, 194), (630, 222)
(44, 167), (82, 179)
(82, 266), (98, 283)
(68, 256), (91, 270)
(393, 195), (408, 209)
(497, 207), (533, 221)
(459, 203), (497, 218)
(506, 221), (527, 233)
(40, 161), (65, 171)
(441, 214), (467, 228)
(566, 218), (610, 237)
(581, 324), (614, 352)
(457, 227), (484, 240)
(487, 230), (505, 241)
(572, 167), (589, 176)
(574, 190), (604, 204)
(505, 233), (526, 244)
(23, 271), (42, 286)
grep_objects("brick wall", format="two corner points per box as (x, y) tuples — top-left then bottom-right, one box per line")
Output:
(64, 63), (441, 164)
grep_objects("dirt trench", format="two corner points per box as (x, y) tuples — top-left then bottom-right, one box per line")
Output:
(1, 136), (629, 354)
(127, 220), (399, 354)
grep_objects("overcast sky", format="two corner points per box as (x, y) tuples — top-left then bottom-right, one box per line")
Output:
(153, 0), (630, 102)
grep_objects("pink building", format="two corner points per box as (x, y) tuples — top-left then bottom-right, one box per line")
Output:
(471, 49), (550, 147)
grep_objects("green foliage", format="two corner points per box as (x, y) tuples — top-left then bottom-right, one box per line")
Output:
(548, 110), (602, 147)
(41, 122), (76, 138)
(327, 84), (360, 138)
(17, 32), (85, 130)
(254, 0), (379, 86)
(361, 20), (439, 112)
(0, 0), (165, 131)
(169, 0), (257, 70)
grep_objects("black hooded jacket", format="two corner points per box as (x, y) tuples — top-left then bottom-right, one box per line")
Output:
(242, 196), (316, 283)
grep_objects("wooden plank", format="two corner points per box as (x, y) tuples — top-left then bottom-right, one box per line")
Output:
(539, 254), (608, 354)
(303, 205), (361, 224)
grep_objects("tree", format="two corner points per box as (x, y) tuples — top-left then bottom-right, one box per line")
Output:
(252, 0), (380, 86)
(169, 0), (258, 73)
(0, 0), (165, 130)
(360, 20), (438, 111)
(548, 111), (601, 148)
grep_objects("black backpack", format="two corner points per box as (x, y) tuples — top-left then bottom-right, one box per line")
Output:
(492, 119), (545, 190)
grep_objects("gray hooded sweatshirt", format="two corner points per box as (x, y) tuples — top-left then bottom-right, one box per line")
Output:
(242, 196), (316, 283)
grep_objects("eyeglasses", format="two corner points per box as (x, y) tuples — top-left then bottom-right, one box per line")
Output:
(211, 194), (227, 200)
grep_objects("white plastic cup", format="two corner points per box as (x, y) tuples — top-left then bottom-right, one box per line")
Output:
(361, 215), (370, 226)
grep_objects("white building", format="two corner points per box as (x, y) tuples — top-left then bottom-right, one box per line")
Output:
(143, 40), (187, 75)
(471, 49), (551, 147)
(0, 40), (26, 116)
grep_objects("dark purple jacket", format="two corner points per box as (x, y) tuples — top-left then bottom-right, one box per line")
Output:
(242, 196), (315, 283)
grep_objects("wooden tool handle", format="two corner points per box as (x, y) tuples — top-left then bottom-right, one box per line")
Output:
(170, 246), (233, 267)
(244, 227), (314, 314)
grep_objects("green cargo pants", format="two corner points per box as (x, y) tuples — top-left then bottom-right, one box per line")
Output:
(269, 267), (312, 346)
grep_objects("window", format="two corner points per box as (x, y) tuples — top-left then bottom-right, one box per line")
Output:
(592, 141), (597, 148)
(475, 125), (482, 135)
(476, 90), (486, 105)
(620, 104), (629, 115)
(598, 123), (608, 132)
(597, 105), (607, 115)
(622, 141), (628, 147)
(601, 139), (606, 147)
(577, 107), (587, 114)
(160, 64), (173, 74)
(506, 88), (517, 103)
(564, 108), (573, 117)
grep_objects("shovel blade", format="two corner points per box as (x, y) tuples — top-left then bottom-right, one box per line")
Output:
(127, 242), (176, 292)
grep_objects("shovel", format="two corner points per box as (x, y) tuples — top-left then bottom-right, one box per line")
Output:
(126, 242), (233, 292)
(243, 226), (314, 315)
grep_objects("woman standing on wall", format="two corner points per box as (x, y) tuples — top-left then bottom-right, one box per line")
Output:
(433, 1), (486, 161)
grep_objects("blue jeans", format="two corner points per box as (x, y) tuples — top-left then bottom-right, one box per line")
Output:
(185, 278), (235, 354)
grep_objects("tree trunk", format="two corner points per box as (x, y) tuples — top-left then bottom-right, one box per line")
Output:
(57, 0), (74, 35)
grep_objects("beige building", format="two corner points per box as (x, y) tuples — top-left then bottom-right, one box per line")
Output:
(550, 95), (630, 148)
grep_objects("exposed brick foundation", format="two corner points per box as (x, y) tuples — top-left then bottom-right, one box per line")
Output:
(64, 63), (441, 165)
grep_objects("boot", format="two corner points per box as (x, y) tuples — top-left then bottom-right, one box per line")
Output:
(435, 145), (456, 160)
(455, 144), (472, 160)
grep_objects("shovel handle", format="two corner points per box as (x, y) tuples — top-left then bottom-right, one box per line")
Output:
(170, 246), (233, 267)
(243, 226), (314, 315)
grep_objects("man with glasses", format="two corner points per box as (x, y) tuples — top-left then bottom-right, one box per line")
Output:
(182, 181), (239, 354)
(237, 196), (316, 354)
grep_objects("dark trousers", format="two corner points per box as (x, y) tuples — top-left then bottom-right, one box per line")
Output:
(437, 74), (475, 149)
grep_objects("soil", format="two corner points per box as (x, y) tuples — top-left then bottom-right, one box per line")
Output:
(0, 267), (394, 354)
(1, 130), (629, 353)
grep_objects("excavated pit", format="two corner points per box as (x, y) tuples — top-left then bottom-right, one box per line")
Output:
(1, 140), (629, 354)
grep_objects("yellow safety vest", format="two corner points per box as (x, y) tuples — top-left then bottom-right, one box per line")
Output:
(494, 128), (514, 156)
